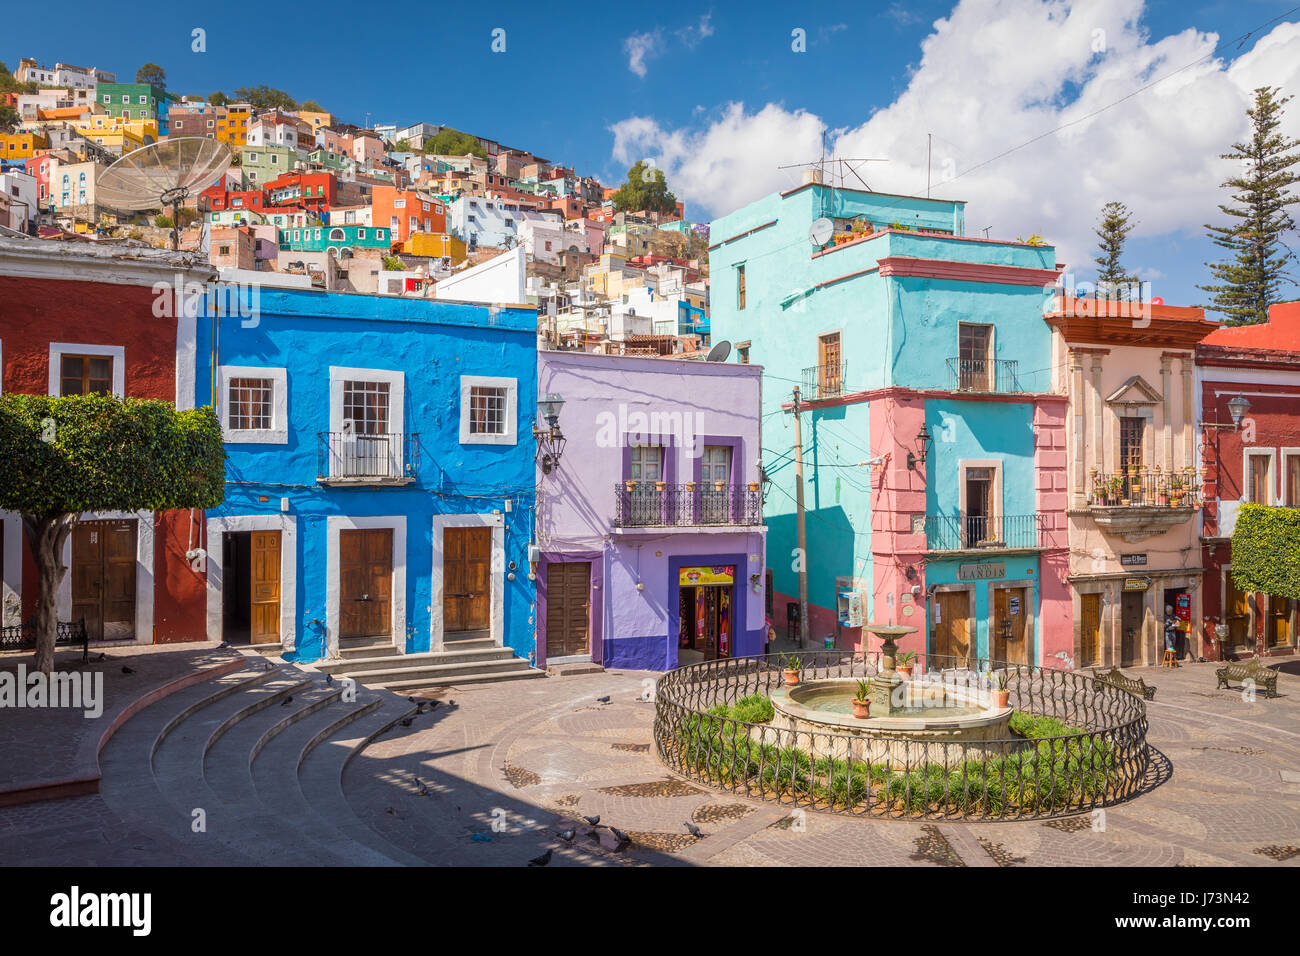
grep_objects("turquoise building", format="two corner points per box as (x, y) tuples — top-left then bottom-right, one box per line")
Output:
(709, 177), (1073, 668)
(279, 224), (392, 253)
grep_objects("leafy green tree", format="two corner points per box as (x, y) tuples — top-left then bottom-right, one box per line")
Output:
(136, 63), (166, 88)
(0, 62), (31, 95)
(0, 104), (19, 133)
(1200, 87), (1300, 325)
(611, 161), (678, 216)
(300, 100), (325, 113)
(1093, 201), (1138, 297)
(392, 138), (412, 152)
(0, 395), (225, 674)
(209, 90), (230, 107)
(234, 85), (298, 111)
(422, 128), (486, 158)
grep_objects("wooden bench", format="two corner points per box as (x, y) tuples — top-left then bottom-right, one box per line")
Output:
(1216, 657), (1279, 698)
(0, 618), (89, 663)
(1091, 666), (1157, 701)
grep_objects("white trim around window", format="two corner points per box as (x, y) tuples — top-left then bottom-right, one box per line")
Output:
(458, 374), (518, 446)
(958, 458), (1004, 526)
(205, 514), (298, 652)
(329, 366), (404, 436)
(1243, 448), (1277, 505)
(1281, 447), (1300, 507)
(217, 366), (288, 443)
(48, 342), (126, 397)
(325, 515), (407, 659)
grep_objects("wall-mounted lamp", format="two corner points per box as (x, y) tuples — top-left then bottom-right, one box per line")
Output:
(1203, 394), (1251, 431)
(533, 392), (566, 473)
(906, 424), (933, 471)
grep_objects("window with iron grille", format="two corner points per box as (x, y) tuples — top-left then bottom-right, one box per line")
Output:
(343, 381), (390, 435)
(228, 377), (273, 430)
(469, 386), (506, 434)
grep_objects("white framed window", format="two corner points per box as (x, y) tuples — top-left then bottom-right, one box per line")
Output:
(1282, 447), (1300, 508)
(48, 343), (125, 398)
(328, 367), (405, 478)
(1244, 449), (1276, 505)
(217, 365), (287, 443)
(459, 375), (517, 446)
(958, 459), (1004, 547)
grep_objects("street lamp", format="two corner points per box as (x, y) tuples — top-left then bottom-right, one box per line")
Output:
(533, 392), (566, 474)
(1203, 394), (1251, 431)
(907, 424), (933, 471)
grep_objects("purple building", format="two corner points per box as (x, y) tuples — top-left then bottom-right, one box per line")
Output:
(535, 351), (767, 670)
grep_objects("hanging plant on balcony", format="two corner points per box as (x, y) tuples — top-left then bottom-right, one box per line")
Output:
(624, 478), (637, 493)
(747, 480), (760, 492)
(654, 479), (666, 493)
(685, 479), (697, 492)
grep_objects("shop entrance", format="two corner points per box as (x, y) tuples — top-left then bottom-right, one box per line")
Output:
(678, 565), (735, 663)
(1079, 593), (1103, 666)
(1162, 587), (1190, 660)
(1120, 589), (1145, 666)
(932, 590), (971, 664)
(222, 530), (282, 644)
(992, 586), (1028, 665)
(1224, 572), (1252, 654)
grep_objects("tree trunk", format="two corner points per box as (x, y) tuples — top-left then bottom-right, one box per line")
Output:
(22, 513), (77, 676)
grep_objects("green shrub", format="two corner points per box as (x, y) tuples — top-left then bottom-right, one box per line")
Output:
(731, 694), (774, 723)
(1232, 503), (1300, 599)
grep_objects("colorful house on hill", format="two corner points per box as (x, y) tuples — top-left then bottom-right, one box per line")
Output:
(709, 174), (1071, 669)
(535, 350), (766, 670)
(1048, 298), (1217, 667)
(95, 82), (168, 132)
(0, 237), (213, 642)
(278, 224), (393, 254)
(194, 288), (540, 669)
(1196, 300), (1300, 661)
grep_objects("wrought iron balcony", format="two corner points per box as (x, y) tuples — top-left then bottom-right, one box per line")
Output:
(945, 357), (1022, 393)
(924, 513), (1047, 552)
(317, 431), (419, 486)
(801, 361), (848, 401)
(1088, 469), (1202, 509)
(613, 482), (762, 528)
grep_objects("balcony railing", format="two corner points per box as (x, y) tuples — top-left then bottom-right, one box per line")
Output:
(945, 357), (1022, 393)
(613, 482), (762, 528)
(317, 431), (418, 485)
(924, 513), (1047, 551)
(1088, 469), (1202, 509)
(801, 362), (848, 401)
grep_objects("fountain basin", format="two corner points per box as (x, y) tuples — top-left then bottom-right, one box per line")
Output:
(765, 678), (1015, 765)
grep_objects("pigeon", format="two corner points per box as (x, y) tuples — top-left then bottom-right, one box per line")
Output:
(400, 717), (414, 727)
(582, 814), (600, 826)
(685, 822), (703, 838)
(596, 695), (611, 703)
(218, 641), (230, 649)
(93, 652), (106, 663)
(121, 665), (134, 675)
(610, 827), (631, 849)
(325, 673), (334, 685)
(557, 827), (576, 842)
(417, 781), (429, 797)
(426, 700), (440, 711)
(264, 662), (274, 671)
(528, 849), (552, 867)
(281, 695), (293, 706)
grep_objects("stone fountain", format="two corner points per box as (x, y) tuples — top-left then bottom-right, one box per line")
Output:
(866, 623), (915, 716)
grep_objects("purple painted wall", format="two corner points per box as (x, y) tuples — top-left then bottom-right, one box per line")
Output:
(536, 351), (767, 670)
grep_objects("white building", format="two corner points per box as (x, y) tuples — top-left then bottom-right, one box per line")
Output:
(0, 170), (39, 232)
(518, 216), (595, 264)
(246, 114), (300, 151)
(446, 195), (556, 250)
(434, 246), (526, 304)
(13, 60), (114, 89)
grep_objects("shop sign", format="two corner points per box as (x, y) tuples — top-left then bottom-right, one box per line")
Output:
(680, 565), (734, 586)
(1120, 553), (1147, 566)
(1123, 576), (1150, 592)
(958, 562), (1005, 581)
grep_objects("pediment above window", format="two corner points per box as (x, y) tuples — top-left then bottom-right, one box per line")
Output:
(1105, 374), (1162, 406)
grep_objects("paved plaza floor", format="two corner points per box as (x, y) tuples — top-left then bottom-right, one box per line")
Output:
(2, 648), (1299, 867)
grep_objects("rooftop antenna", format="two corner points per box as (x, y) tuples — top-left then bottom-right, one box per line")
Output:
(96, 138), (232, 251)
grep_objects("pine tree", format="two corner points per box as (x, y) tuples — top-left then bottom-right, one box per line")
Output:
(1093, 201), (1138, 297)
(1200, 87), (1300, 325)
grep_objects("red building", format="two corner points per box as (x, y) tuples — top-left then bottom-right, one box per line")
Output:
(0, 237), (216, 645)
(202, 186), (269, 215)
(1197, 301), (1300, 660)
(262, 171), (337, 216)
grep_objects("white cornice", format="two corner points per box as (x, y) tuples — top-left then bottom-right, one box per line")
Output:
(0, 236), (216, 287)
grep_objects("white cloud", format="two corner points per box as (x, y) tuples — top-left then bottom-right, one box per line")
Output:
(608, 0), (1300, 277)
(679, 13), (715, 48)
(625, 30), (663, 78)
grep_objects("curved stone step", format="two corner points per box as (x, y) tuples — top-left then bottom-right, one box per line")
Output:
(295, 695), (431, 866)
(340, 657), (545, 689)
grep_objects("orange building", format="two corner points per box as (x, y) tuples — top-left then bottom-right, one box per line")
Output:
(370, 185), (447, 244)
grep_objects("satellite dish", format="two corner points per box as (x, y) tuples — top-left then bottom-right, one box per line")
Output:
(96, 138), (233, 251)
(706, 340), (732, 363)
(809, 217), (833, 247)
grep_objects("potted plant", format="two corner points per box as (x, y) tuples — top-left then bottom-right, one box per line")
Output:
(851, 678), (872, 719)
(782, 655), (802, 686)
(624, 479), (637, 493)
(685, 480), (697, 493)
(654, 479), (666, 493)
(747, 480), (760, 492)
(714, 479), (726, 492)
(992, 670), (1010, 709)
(896, 650), (916, 680)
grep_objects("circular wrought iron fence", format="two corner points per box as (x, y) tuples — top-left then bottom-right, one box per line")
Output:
(653, 650), (1150, 821)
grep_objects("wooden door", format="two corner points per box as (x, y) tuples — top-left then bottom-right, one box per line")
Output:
(340, 528), (393, 639)
(1080, 593), (1102, 666)
(72, 520), (137, 642)
(1120, 591), (1144, 665)
(1267, 597), (1293, 649)
(993, 587), (1028, 665)
(444, 526), (491, 632)
(932, 591), (970, 664)
(1224, 575), (1251, 652)
(249, 531), (281, 644)
(545, 561), (591, 658)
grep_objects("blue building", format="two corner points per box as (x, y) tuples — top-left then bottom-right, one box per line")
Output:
(195, 287), (540, 677)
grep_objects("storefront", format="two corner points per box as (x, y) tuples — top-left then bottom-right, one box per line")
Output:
(924, 555), (1040, 666)
(1068, 568), (1202, 667)
(677, 563), (736, 662)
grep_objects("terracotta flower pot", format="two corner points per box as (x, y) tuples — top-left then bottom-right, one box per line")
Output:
(624, 480), (637, 493)
(783, 668), (800, 686)
(897, 666), (913, 680)
(993, 689), (1010, 708)
(748, 482), (760, 492)
(851, 698), (871, 719)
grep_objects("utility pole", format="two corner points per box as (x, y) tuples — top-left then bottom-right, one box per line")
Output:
(926, 133), (932, 199)
(792, 386), (810, 649)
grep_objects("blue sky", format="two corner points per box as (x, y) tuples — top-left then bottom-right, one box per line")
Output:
(7, 0), (1300, 306)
